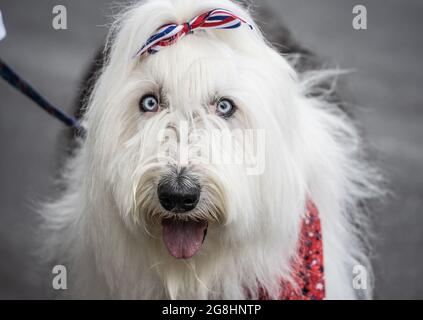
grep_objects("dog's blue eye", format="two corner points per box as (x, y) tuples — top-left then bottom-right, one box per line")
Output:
(216, 98), (236, 117)
(140, 94), (159, 112)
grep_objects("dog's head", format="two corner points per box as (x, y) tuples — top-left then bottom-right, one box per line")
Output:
(84, 0), (307, 266)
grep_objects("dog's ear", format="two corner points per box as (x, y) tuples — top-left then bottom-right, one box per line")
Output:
(60, 46), (105, 157)
(75, 47), (107, 121)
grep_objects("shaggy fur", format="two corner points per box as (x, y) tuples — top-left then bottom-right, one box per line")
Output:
(41, 0), (381, 299)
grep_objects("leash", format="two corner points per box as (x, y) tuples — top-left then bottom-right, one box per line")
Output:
(0, 11), (84, 135)
(0, 57), (86, 137)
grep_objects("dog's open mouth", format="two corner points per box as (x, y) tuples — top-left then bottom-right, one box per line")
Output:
(161, 218), (208, 259)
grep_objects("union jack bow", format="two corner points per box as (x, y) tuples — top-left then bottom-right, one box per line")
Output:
(134, 8), (253, 57)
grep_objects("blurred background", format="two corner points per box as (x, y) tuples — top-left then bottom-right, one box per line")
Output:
(0, 0), (422, 299)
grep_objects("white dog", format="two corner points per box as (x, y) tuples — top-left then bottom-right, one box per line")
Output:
(41, 0), (381, 299)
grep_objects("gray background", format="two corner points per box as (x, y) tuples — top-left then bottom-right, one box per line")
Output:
(0, 0), (422, 299)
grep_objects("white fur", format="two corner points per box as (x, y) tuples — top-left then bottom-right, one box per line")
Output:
(40, 0), (381, 299)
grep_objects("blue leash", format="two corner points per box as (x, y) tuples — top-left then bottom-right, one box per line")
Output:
(0, 57), (86, 137)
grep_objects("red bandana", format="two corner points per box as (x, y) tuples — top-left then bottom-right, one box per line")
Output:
(259, 201), (325, 300)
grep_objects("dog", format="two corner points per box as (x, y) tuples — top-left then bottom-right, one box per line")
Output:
(41, 0), (381, 299)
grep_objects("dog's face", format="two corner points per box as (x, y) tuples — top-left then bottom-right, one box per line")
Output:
(85, 2), (305, 266)
(121, 37), (270, 260)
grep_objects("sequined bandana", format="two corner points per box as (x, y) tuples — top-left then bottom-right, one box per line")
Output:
(259, 201), (326, 300)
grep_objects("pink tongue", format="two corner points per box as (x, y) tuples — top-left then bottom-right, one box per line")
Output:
(162, 219), (207, 259)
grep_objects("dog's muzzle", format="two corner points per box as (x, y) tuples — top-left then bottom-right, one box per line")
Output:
(157, 172), (207, 259)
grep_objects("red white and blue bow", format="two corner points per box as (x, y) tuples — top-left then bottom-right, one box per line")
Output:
(134, 8), (253, 57)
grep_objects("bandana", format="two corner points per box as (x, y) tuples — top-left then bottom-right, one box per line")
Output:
(134, 8), (253, 57)
(259, 201), (326, 300)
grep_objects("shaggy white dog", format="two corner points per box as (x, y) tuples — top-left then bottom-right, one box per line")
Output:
(41, 0), (380, 299)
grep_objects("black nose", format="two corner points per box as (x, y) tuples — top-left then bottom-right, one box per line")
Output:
(157, 177), (200, 213)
